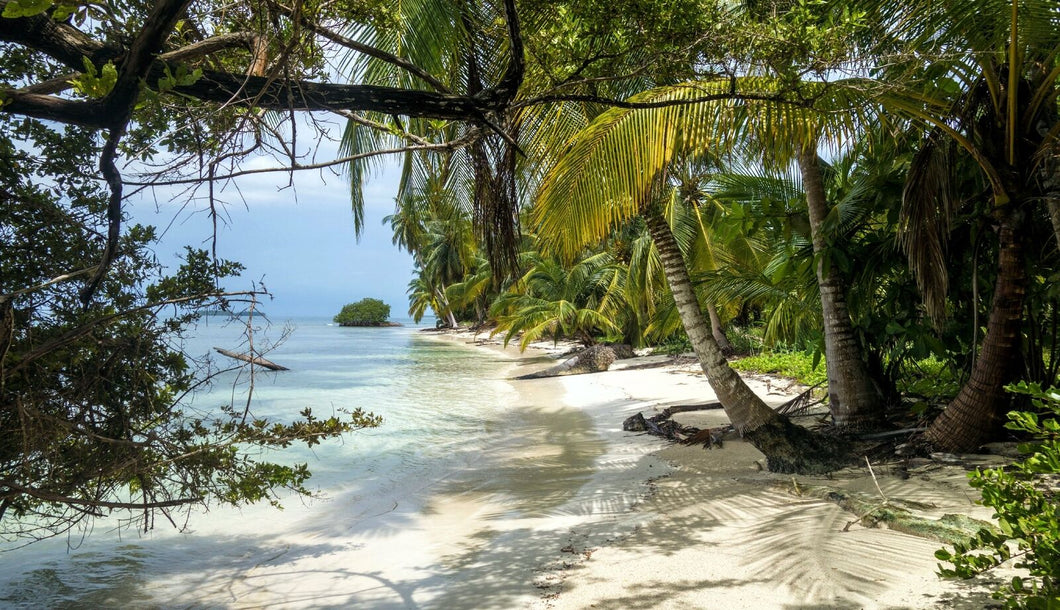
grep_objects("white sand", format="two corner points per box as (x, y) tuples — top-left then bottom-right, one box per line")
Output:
(506, 348), (1006, 610)
(145, 332), (1006, 608)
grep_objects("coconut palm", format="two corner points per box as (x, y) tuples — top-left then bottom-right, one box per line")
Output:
(490, 250), (625, 349)
(384, 172), (476, 328)
(531, 90), (851, 470)
(531, 68), (887, 428)
(864, 0), (1060, 450)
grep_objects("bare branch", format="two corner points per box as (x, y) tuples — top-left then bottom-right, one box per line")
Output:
(158, 32), (258, 63)
(0, 266), (98, 304)
(0, 480), (202, 511)
(125, 139), (478, 187)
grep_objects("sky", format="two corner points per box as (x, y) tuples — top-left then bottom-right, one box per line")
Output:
(127, 155), (417, 319)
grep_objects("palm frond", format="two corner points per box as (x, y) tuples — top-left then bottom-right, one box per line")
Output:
(899, 130), (957, 324)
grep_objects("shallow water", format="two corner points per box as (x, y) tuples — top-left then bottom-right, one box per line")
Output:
(0, 317), (620, 608)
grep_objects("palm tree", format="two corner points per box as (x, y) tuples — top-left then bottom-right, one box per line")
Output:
(532, 95), (848, 471)
(531, 70), (889, 425)
(698, 162), (824, 349)
(491, 250), (624, 348)
(866, 0), (1060, 450)
(384, 175), (474, 328)
(796, 145), (884, 428)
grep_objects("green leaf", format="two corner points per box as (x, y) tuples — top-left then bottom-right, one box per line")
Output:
(2, 0), (52, 18)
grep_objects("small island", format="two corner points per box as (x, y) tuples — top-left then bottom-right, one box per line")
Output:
(334, 298), (401, 327)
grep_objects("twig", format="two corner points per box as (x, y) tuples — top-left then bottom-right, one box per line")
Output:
(865, 456), (889, 503)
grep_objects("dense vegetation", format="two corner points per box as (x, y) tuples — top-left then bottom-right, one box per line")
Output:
(2, 0), (1059, 590)
(937, 383), (1060, 607)
(334, 298), (392, 326)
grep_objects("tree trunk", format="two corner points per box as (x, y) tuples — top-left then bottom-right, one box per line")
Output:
(434, 288), (458, 329)
(706, 302), (734, 355)
(644, 206), (847, 473)
(926, 215), (1027, 451)
(1044, 161), (1060, 253)
(797, 149), (884, 429)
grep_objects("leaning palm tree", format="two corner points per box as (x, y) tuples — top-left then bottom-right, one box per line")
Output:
(532, 70), (885, 427)
(533, 90), (851, 471)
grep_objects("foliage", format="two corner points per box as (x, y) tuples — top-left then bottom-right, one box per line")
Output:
(936, 382), (1060, 608)
(490, 251), (623, 348)
(0, 117), (380, 541)
(730, 351), (828, 387)
(652, 333), (692, 356)
(725, 324), (766, 356)
(334, 298), (392, 326)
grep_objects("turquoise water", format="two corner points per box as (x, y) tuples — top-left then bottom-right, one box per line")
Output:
(0, 316), (592, 608)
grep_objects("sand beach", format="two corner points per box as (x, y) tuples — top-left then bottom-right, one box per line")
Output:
(437, 330), (1008, 609)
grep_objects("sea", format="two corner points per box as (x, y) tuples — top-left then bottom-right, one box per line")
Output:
(0, 316), (660, 608)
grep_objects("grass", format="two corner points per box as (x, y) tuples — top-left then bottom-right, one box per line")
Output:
(730, 350), (828, 387)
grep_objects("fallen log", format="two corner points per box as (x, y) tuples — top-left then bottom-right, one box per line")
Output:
(776, 480), (995, 545)
(214, 347), (289, 371)
(516, 345), (616, 379)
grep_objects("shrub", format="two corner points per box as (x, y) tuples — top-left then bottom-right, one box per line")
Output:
(936, 381), (1060, 608)
(334, 298), (391, 326)
(730, 350), (828, 387)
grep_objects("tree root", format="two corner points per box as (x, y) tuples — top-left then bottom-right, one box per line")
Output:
(622, 403), (727, 447)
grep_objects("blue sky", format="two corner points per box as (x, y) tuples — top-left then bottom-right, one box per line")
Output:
(127, 160), (417, 319)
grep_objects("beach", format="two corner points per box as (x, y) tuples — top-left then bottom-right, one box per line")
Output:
(0, 325), (1008, 608)
(443, 331), (1007, 609)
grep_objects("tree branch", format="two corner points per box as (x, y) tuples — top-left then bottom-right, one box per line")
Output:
(513, 90), (800, 111)
(269, 0), (451, 93)
(0, 6), (119, 70)
(103, 0), (193, 128)
(125, 139), (478, 187)
(159, 32), (258, 63)
(0, 480), (202, 511)
(5, 290), (259, 377)
(79, 128), (123, 305)
(0, 266), (98, 304)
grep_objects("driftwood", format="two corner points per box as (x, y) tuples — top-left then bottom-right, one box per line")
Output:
(623, 384), (831, 449)
(516, 345), (617, 379)
(603, 342), (636, 359)
(622, 402), (728, 447)
(214, 347), (289, 371)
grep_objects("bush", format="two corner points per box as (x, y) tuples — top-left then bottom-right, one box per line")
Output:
(652, 334), (693, 356)
(334, 298), (391, 326)
(936, 381), (1060, 608)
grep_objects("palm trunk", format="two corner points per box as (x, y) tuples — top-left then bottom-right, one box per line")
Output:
(707, 302), (734, 355)
(925, 215), (1026, 451)
(798, 149), (884, 429)
(1044, 162), (1060, 253)
(434, 288), (458, 328)
(645, 206), (846, 473)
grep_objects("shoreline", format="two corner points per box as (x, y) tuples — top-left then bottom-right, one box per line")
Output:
(419, 329), (675, 606)
(428, 328), (1006, 609)
(0, 324), (1012, 608)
